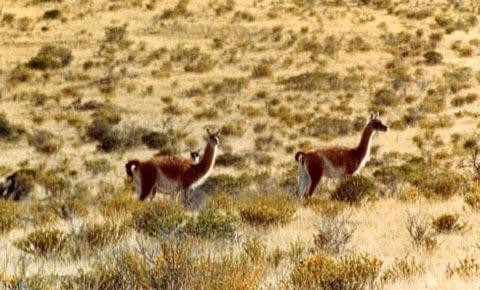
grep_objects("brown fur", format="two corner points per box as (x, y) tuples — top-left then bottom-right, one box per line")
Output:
(126, 130), (220, 201)
(296, 114), (387, 198)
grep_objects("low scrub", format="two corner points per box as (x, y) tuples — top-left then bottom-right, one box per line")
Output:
(287, 253), (382, 289)
(185, 207), (237, 239)
(331, 175), (376, 204)
(0, 200), (19, 233)
(239, 192), (297, 226)
(130, 200), (187, 237)
(381, 256), (426, 284)
(313, 213), (357, 254)
(14, 229), (68, 256)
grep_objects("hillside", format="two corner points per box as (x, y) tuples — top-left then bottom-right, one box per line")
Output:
(1, 0), (480, 288)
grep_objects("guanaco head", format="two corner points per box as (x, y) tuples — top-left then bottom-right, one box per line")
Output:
(368, 112), (388, 132)
(206, 128), (221, 147)
(190, 150), (201, 163)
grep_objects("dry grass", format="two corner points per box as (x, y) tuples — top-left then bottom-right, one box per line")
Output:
(0, 0), (480, 288)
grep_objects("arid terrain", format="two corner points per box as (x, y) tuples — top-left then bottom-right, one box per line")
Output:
(1, 0), (480, 289)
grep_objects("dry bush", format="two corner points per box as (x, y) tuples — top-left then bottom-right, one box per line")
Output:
(423, 50), (443, 65)
(304, 198), (347, 216)
(243, 236), (266, 263)
(26, 45), (72, 70)
(0, 113), (24, 140)
(130, 200), (187, 237)
(14, 229), (68, 256)
(70, 222), (127, 256)
(313, 213), (357, 254)
(84, 158), (112, 175)
(432, 214), (466, 233)
(464, 188), (480, 211)
(405, 211), (437, 250)
(160, 0), (190, 19)
(381, 256), (426, 284)
(446, 256), (480, 280)
(252, 63), (273, 78)
(287, 252), (382, 289)
(239, 191), (297, 226)
(281, 71), (345, 92)
(185, 207), (237, 239)
(100, 192), (143, 219)
(202, 174), (251, 195)
(331, 175), (376, 204)
(215, 153), (247, 169)
(28, 129), (62, 154)
(0, 200), (19, 234)
(64, 241), (262, 289)
(302, 116), (354, 140)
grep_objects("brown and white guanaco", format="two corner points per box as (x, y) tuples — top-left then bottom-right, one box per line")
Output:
(126, 129), (220, 202)
(295, 113), (387, 198)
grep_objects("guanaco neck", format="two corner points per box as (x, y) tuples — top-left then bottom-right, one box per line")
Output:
(354, 123), (375, 161)
(192, 141), (217, 175)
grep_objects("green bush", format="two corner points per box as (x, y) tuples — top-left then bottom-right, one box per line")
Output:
(131, 200), (187, 237)
(0, 200), (19, 234)
(432, 214), (466, 233)
(288, 253), (382, 289)
(26, 45), (72, 70)
(185, 207), (237, 238)
(331, 175), (376, 203)
(14, 229), (68, 256)
(28, 129), (61, 154)
(381, 256), (425, 284)
(239, 192), (297, 226)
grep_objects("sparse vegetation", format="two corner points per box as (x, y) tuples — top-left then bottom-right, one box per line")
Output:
(0, 0), (479, 287)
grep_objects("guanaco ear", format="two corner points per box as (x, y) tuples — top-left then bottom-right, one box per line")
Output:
(215, 128), (222, 136)
(369, 113), (374, 120)
(206, 128), (212, 136)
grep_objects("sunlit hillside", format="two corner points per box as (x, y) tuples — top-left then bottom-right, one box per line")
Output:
(1, 0), (480, 288)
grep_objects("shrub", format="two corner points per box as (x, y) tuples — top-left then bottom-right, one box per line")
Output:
(313, 213), (357, 254)
(405, 211), (437, 250)
(26, 45), (72, 70)
(239, 192), (297, 226)
(100, 192), (143, 218)
(216, 152), (246, 168)
(74, 222), (127, 251)
(185, 207), (237, 238)
(302, 116), (353, 140)
(243, 236), (266, 263)
(446, 256), (480, 280)
(287, 253), (382, 289)
(281, 71), (344, 92)
(465, 189), (480, 211)
(206, 77), (249, 94)
(0, 113), (23, 140)
(141, 131), (169, 149)
(331, 175), (376, 204)
(381, 256), (426, 283)
(28, 129), (61, 154)
(14, 229), (68, 256)
(84, 158), (112, 175)
(372, 88), (398, 107)
(42, 9), (60, 20)
(0, 200), (19, 234)
(252, 63), (273, 78)
(202, 174), (251, 194)
(64, 241), (262, 289)
(160, 0), (190, 19)
(424, 50), (443, 65)
(130, 200), (187, 237)
(184, 55), (215, 73)
(432, 214), (466, 233)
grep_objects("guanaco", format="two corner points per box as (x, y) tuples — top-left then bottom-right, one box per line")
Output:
(295, 113), (387, 198)
(126, 129), (220, 202)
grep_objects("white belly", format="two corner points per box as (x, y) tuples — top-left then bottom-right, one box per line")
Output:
(157, 169), (180, 192)
(321, 156), (346, 179)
